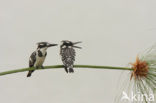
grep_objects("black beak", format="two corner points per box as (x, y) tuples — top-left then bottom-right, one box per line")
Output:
(73, 41), (82, 45)
(73, 46), (82, 49)
(73, 41), (82, 49)
(48, 44), (58, 47)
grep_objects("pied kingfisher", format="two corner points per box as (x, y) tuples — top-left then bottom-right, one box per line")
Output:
(60, 40), (82, 73)
(27, 42), (57, 77)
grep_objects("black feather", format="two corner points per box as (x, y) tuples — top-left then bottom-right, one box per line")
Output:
(27, 52), (36, 77)
(60, 48), (75, 72)
(29, 51), (36, 67)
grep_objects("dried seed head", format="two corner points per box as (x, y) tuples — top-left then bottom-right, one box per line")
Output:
(130, 56), (149, 80)
(116, 45), (156, 103)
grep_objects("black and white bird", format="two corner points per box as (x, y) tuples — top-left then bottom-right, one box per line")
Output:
(60, 40), (82, 73)
(27, 42), (57, 77)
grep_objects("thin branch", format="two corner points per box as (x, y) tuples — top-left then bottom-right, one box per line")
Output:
(0, 65), (132, 76)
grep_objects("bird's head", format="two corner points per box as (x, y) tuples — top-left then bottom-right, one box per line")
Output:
(61, 40), (82, 49)
(37, 42), (58, 50)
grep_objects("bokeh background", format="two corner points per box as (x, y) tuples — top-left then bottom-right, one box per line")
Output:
(0, 0), (156, 103)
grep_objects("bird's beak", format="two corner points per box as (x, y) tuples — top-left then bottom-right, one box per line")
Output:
(48, 44), (58, 47)
(73, 41), (82, 45)
(73, 41), (82, 49)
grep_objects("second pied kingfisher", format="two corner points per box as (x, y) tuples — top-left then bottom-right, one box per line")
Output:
(60, 40), (82, 73)
(27, 42), (57, 77)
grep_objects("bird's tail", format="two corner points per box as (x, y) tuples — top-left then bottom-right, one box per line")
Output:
(27, 70), (34, 77)
(69, 68), (74, 73)
(69, 65), (74, 73)
(64, 67), (68, 73)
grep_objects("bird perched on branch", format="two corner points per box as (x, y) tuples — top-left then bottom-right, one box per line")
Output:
(60, 40), (82, 73)
(27, 42), (57, 77)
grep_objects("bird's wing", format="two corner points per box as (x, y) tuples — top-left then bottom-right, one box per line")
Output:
(29, 51), (36, 67)
(61, 48), (75, 67)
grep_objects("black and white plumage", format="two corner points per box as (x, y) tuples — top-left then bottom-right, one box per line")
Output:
(60, 40), (82, 73)
(27, 42), (57, 77)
